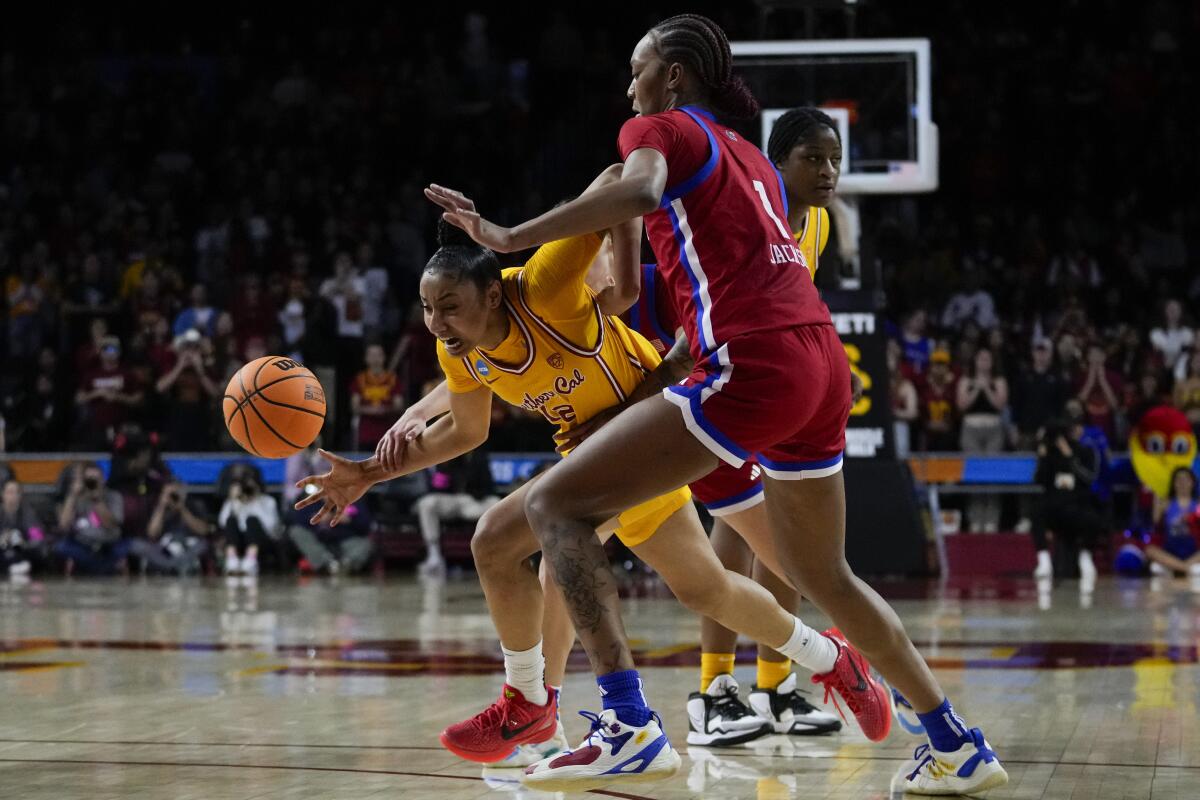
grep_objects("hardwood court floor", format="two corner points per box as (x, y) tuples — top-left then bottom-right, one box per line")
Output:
(1, 573), (1198, 799)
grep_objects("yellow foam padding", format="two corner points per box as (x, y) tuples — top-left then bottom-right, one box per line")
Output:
(613, 486), (692, 547)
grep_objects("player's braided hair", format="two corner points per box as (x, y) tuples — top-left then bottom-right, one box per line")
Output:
(648, 14), (759, 120)
(426, 218), (501, 293)
(767, 107), (841, 165)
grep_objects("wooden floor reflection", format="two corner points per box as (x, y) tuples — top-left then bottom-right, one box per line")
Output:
(1, 573), (1198, 799)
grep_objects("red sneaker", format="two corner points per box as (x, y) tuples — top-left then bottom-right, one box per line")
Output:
(810, 628), (892, 742)
(440, 685), (558, 763)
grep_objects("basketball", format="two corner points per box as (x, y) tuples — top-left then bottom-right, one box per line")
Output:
(222, 356), (326, 458)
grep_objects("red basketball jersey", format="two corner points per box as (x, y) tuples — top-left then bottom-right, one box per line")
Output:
(622, 263), (678, 357)
(618, 107), (831, 360)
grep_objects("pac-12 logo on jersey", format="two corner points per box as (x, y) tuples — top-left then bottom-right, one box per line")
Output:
(547, 353), (564, 370)
(475, 359), (490, 377)
(724, 130), (737, 141)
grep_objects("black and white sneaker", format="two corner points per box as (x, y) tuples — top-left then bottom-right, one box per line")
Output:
(686, 674), (773, 747)
(748, 673), (842, 735)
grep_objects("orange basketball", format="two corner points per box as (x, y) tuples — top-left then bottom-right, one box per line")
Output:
(222, 356), (326, 458)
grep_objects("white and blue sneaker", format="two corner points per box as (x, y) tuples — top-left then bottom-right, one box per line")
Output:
(901, 728), (1009, 796)
(522, 709), (681, 792)
(891, 687), (927, 737)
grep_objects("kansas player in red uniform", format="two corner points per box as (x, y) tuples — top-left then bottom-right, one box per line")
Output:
(428, 14), (1007, 795)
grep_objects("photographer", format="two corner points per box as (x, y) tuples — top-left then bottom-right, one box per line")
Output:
(1031, 416), (1104, 582)
(218, 471), (279, 576)
(155, 328), (218, 451)
(128, 481), (211, 575)
(1, 479), (46, 577)
(55, 462), (130, 575)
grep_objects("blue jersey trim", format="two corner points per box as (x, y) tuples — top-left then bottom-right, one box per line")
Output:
(757, 452), (844, 471)
(659, 106), (720, 208)
(705, 482), (764, 511)
(772, 163), (789, 219)
(666, 383), (751, 461)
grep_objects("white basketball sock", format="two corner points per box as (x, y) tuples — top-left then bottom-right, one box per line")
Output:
(502, 641), (548, 705)
(773, 618), (838, 674)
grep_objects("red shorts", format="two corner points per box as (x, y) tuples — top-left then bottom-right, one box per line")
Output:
(690, 461), (763, 516)
(664, 324), (849, 480)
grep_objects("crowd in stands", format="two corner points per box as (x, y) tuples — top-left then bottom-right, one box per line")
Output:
(1, 6), (1197, 573)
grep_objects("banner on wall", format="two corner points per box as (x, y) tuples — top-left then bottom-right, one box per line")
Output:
(830, 309), (894, 460)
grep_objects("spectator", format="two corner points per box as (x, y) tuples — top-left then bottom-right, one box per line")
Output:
(278, 275), (311, 360)
(1173, 350), (1200, 437)
(356, 242), (392, 338)
(6, 257), (49, 364)
(941, 270), (998, 332)
(218, 470), (279, 576)
(1, 479), (45, 577)
(1149, 299), (1194, 379)
(130, 481), (211, 575)
(1126, 371), (1168, 430)
(1012, 340), (1068, 449)
(887, 339), (918, 458)
(350, 343), (405, 451)
(1031, 417), (1104, 584)
(1145, 467), (1200, 577)
(75, 317), (112, 375)
(413, 447), (500, 576)
(898, 309), (934, 376)
(1074, 342), (1123, 441)
(320, 252), (367, 439)
(229, 274), (277, 355)
(55, 462), (129, 576)
(155, 329), (219, 451)
(389, 301), (441, 400)
(287, 496), (373, 575)
(917, 348), (959, 451)
(957, 348), (1009, 531)
(173, 283), (218, 338)
(74, 337), (144, 450)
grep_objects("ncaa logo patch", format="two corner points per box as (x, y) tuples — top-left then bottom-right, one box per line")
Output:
(547, 352), (564, 369)
(724, 130), (737, 141)
(475, 359), (490, 376)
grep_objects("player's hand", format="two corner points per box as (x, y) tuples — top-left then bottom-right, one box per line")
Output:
(424, 184), (516, 252)
(293, 449), (372, 527)
(555, 406), (621, 455)
(375, 414), (427, 472)
(850, 371), (864, 405)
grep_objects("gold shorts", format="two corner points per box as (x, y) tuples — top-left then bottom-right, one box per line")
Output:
(611, 486), (693, 547)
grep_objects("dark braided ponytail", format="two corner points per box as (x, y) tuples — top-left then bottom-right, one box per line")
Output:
(648, 14), (759, 120)
(767, 107), (841, 165)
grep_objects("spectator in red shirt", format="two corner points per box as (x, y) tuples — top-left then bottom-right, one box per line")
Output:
(1074, 342), (1123, 441)
(917, 348), (960, 451)
(350, 343), (404, 450)
(75, 337), (144, 450)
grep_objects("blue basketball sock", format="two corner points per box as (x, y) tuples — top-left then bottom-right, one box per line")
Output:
(916, 697), (971, 752)
(597, 669), (651, 727)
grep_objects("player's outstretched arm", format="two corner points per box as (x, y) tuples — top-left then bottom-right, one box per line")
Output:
(426, 148), (669, 253)
(296, 386), (492, 526)
(375, 380), (452, 471)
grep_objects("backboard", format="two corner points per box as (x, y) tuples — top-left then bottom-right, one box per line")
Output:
(731, 39), (938, 194)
